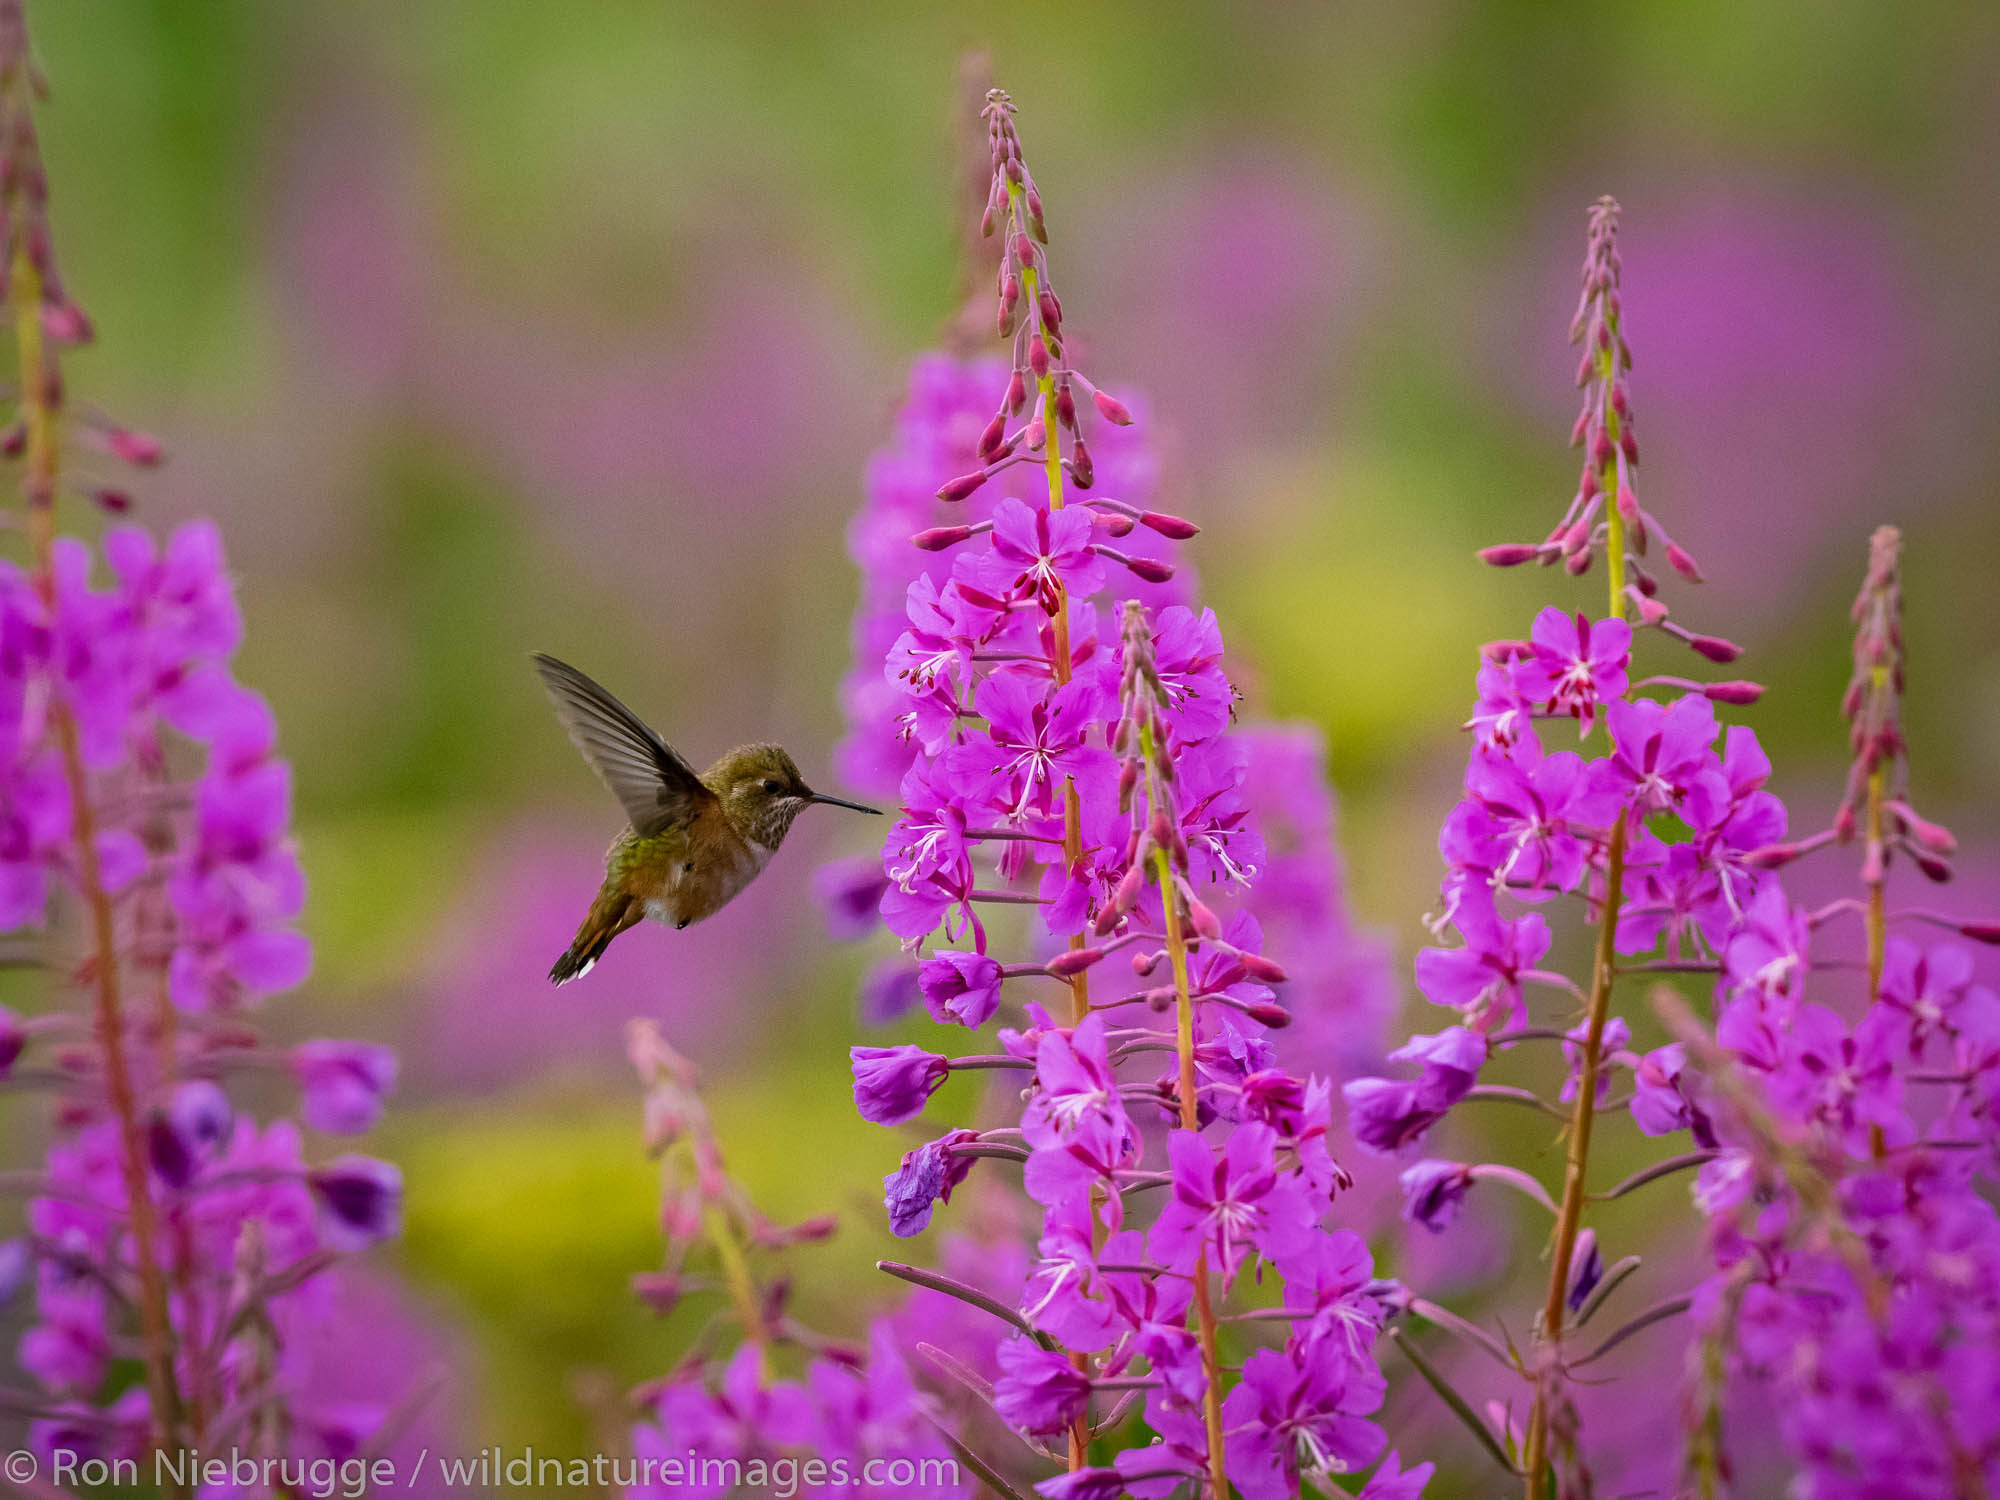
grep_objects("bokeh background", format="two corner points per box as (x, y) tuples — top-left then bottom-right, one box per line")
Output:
(7, 0), (1999, 1493)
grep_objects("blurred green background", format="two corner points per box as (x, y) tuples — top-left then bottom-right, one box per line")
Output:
(10, 0), (1999, 1490)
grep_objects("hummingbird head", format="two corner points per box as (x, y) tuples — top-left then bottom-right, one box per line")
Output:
(708, 744), (881, 848)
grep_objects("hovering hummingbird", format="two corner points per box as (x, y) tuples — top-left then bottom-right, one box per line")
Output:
(532, 653), (880, 984)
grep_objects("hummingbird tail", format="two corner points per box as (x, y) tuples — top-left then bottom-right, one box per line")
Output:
(549, 893), (641, 985)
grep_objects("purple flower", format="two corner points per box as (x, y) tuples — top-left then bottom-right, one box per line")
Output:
(1559, 1015), (1630, 1103)
(1415, 886), (1550, 1029)
(1768, 1005), (1906, 1156)
(991, 1337), (1091, 1435)
(1878, 939), (1978, 1057)
(955, 672), (1111, 820)
(1021, 1014), (1129, 1155)
(917, 949), (1004, 1029)
(1398, 1160), (1474, 1235)
(1343, 1027), (1485, 1155)
(1590, 695), (1729, 825)
(882, 1128), (979, 1237)
(849, 1045), (949, 1126)
(1723, 883), (1812, 1015)
(982, 498), (1107, 612)
(1222, 1340), (1387, 1500)
(1628, 1042), (1714, 1144)
(147, 1079), (232, 1189)
(1359, 1450), (1436, 1499)
(1149, 1125), (1320, 1284)
(1521, 607), (1631, 733)
(293, 1041), (398, 1135)
(307, 1156), (403, 1251)
(1443, 734), (1594, 894)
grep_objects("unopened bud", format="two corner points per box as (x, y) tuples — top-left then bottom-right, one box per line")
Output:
(1245, 1002), (1292, 1029)
(936, 471), (987, 503)
(1635, 594), (1669, 626)
(41, 302), (91, 345)
(1688, 635), (1742, 664)
(1565, 548), (1592, 576)
(1479, 543), (1540, 567)
(1006, 371), (1028, 415)
(1037, 289), (1061, 335)
(1913, 852), (1953, 884)
(912, 526), (971, 551)
(1236, 952), (1289, 984)
(1894, 807), (1957, 856)
(1122, 555), (1174, 584)
(1666, 544), (1703, 583)
(1703, 680), (1763, 705)
(1092, 388), (1133, 425)
(1070, 438), (1094, 490)
(978, 413), (1007, 460)
(1185, 899), (1222, 939)
(1140, 510), (1199, 540)
(1029, 335), (1050, 379)
(110, 430), (165, 468)
(1745, 843), (1803, 870)
(1055, 383), (1076, 431)
(1097, 512), (1135, 538)
(1045, 947), (1105, 978)
(1959, 922), (2000, 945)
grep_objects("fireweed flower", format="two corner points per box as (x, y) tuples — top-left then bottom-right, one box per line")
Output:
(0, 5), (404, 1478)
(1365, 198), (2000, 1499)
(623, 1024), (966, 1499)
(830, 89), (1416, 1498)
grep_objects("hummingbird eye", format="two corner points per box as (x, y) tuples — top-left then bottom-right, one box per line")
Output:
(761, 778), (783, 794)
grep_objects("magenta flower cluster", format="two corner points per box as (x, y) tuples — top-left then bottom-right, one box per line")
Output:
(826, 90), (1426, 1500)
(0, 2), (403, 1479)
(1346, 197), (2000, 1497)
(621, 1022), (969, 1500)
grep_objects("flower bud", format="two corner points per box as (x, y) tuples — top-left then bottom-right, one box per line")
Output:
(1912, 851), (1953, 884)
(108, 428), (164, 467)
(936, 471), (987, 503)
(1029, 335), (1050, 379)
(1070, 437), (1094, 489)
(1139, 510), (1199, 540)
(1091, 388), (1133, 425)
(1665, 544), (1703, 583)
(1245, 1002), (1292, 1029)
(1185, 899), (1221, 939)
(912, 526), (972, 551)
(1702, 680), (1764, 705)
(1478, 543), (1540, 567)
(1045, 947), (1106, 978)
(1006, 371), (1028, 415)
(978, 413), (1007, 460)
(1959, 922), (2000, 945)
(1236, 952), (1290, 984)
(1687, 635), (1742, 664)
(1122, 555), (1174, 584)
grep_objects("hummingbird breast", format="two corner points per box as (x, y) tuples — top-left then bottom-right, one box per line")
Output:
(616, 817), (773, 930)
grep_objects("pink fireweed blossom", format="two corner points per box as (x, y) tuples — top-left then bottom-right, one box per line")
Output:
(825, 87), (1419, 1499)
(0, 5), (406, 1459)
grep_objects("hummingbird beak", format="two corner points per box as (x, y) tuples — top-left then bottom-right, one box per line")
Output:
(805, 791), (882, 815)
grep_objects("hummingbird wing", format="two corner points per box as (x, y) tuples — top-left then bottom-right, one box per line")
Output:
(532, 653), (715, 837)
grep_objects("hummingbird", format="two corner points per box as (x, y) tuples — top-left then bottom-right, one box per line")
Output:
(532, 653), (880, 984)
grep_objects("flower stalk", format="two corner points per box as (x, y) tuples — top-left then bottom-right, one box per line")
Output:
(12, 242), (185, 1459)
